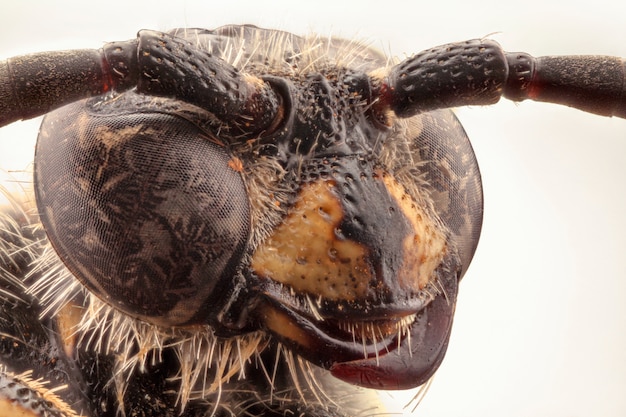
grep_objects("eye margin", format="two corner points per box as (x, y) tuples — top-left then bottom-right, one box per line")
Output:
(34, 93), (253, 331)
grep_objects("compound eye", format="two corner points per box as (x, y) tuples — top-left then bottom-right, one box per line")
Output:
(34, 96), (250, 328)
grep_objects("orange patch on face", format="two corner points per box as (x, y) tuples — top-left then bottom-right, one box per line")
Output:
(259, 303), (315, 349)
(251, 180), (373, 301)
(56, 302), (85, 359)
(381, 173), (448, 291)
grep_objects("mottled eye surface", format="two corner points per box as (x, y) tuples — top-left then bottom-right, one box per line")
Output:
(34, 92), (250, 328)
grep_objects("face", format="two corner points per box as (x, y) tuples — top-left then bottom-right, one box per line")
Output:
(0, 18), (624, 417)
(0, 24), (482, 416)
(32, 26), (482, 389)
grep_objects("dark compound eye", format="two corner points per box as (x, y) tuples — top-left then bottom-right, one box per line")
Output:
(34, 93), (250, 328)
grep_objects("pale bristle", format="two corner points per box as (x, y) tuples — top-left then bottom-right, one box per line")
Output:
(0, 367), (85, 417)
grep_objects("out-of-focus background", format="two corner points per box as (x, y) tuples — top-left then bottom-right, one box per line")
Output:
(1, 1), (624, 416)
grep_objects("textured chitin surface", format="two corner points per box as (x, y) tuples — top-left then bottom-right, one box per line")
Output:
(251, 172), (448, 301)
(0, 25), (483, 416)
(252, 180), (375, 301)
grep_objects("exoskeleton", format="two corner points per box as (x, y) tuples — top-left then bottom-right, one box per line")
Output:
(0, 25), (623, 416)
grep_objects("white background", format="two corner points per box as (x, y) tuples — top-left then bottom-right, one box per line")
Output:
(1, 1), (625, 416)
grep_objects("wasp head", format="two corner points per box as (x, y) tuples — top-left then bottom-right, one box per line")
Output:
(33, 25), (483, 393)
